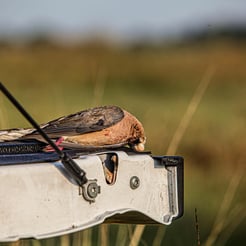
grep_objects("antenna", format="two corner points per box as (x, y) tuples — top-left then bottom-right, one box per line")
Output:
(0, 82), (87, 186)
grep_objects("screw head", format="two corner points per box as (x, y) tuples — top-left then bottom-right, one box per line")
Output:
(87, 182), (100, 198)
(130, 176), (140, 189)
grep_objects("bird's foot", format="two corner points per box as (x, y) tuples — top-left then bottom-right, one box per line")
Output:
(43, 137), (64, 152)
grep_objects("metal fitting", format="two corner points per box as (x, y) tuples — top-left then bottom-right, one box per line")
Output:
(82, 180), (101, 203)
(130, 176), (140, 190)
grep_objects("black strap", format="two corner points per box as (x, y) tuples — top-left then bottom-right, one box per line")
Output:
(0, 152), (60, 165)
(0, 140), (45, 155)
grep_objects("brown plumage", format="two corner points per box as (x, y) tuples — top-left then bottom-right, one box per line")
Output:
(0, 106), (146, 151)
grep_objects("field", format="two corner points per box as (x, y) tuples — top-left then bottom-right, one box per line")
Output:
(0, 38), (245, 245)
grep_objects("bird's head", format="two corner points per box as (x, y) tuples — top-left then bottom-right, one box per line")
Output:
(124, 110), (146, 152)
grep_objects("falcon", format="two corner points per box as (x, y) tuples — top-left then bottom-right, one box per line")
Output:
(0, 106), (146, 152)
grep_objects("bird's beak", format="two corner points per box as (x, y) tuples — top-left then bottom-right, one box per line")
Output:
(133, 137), (146, 152)
(133, 143), (145, 152)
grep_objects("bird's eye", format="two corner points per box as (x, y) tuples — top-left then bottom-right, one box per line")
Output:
(97, 119), (104, 126)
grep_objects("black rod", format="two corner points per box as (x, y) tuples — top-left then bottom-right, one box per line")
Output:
(0, 82), (87, 185)
(0, 82), (64, 156)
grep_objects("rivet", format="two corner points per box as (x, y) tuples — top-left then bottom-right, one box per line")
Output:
(130, 176), (140, 189)
(87, 182), (100, 198)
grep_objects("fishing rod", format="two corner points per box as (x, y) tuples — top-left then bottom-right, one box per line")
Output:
(0, 82), (88, 186)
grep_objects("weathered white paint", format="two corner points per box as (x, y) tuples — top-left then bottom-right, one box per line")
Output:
(0, 151), (180, 242)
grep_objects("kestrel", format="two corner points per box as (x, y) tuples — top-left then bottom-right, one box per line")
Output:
(0, 106), (146, 152)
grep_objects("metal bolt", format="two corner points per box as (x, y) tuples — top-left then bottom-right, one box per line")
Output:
(87, 182), (100, 199)
(81, 179), (101, 203)
(130, 176), (140, 189)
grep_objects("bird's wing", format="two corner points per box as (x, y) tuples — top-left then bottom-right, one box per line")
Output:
(26, 105), (124, 139)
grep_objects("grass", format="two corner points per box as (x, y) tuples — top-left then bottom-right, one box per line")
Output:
(205, 162), (245, 246)
(0, 38), (245, 245)
(130, 66), (215, 245)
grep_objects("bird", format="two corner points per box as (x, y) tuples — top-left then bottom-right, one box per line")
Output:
(0, 105), (146, 152)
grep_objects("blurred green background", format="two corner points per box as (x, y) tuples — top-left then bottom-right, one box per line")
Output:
(0, 36), (245, 246)
(0, 1), (246, 245)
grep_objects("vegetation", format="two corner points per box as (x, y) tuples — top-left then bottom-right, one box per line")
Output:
(0, 37), (245, 245)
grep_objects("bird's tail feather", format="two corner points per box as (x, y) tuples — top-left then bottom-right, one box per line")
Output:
(0, 128), (34, 142)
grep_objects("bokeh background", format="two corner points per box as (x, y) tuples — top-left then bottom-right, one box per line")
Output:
(0, 1), (245, 245)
